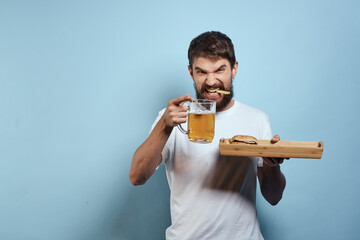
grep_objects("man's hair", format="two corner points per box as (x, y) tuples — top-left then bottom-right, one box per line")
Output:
(188, 31), (236, 69)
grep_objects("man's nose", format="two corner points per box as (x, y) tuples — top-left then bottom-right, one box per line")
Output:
(206, 73), (217, 86)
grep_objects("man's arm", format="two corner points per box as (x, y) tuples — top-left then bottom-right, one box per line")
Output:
(129, 94), (193, 186)
(257, 135), (286, 205)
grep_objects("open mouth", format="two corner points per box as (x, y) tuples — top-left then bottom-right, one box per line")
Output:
(204, 89), (222, 100)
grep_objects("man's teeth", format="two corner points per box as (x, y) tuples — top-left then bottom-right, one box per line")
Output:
(208, 90), (218, 93)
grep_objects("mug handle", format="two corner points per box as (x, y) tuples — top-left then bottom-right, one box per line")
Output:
(177, 124), (188, 134)
(177, 101), (189, 134)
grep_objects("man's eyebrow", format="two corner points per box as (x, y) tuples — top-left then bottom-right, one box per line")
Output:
(216, 64), (227, 71)
(194, 64), (227, 72)
(194, 67), (205, 71)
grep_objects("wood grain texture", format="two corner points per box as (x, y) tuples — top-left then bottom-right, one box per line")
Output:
(219, 139), (324, 159)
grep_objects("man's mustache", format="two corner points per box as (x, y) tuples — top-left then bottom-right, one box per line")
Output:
(200, 82), (227, 93)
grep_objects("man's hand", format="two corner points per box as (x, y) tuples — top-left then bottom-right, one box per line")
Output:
(163, 94), (194, 128)
(262, 134), (288, 167)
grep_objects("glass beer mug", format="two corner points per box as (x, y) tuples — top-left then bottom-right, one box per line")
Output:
(177, 99), (216, 143)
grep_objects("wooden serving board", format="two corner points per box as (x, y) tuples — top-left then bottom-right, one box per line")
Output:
(219, 139), (324, 159)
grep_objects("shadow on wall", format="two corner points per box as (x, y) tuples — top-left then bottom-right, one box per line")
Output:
(256, 195), (284, 240)
(111, 165), (171, 240)
(99, 83), (184, 240)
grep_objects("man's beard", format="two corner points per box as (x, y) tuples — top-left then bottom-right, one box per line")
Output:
(194, 79), (234, 112)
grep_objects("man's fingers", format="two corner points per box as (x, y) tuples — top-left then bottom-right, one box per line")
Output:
(169, 110), (188, 119)
(165, 107), (189, 127)
(263, 157), (285, 167)
(167, 105), (189, 116)
(170, 111), (188, 126)
(271, 134), (280, 143)
(171, 94), (194, 106)
(172, 117), (188, 125)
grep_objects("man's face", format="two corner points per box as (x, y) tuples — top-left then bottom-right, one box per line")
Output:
(188, 57), (238, 111)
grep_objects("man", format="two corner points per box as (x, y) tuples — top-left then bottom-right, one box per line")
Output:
(129, 31), (286, 240)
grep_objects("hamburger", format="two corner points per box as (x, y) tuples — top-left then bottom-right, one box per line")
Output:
(229, 135), (258, 144)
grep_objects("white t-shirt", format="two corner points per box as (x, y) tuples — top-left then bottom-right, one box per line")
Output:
(151, 101), (273, 240)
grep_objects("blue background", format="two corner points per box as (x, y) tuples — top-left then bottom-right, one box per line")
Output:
(1, 0), (359, 239)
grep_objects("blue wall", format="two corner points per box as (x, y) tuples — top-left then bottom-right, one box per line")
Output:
(1, 0), (359, 239)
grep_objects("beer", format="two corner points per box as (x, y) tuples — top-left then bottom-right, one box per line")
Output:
(188, 113), (215, 143)
(177, 99), (216, 143)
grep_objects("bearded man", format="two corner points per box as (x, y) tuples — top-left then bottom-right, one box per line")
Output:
(130, 31), (286, 240)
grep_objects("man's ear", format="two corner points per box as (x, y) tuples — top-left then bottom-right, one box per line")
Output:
(232, 61), (238, 79)
(188, 65), (195, 80)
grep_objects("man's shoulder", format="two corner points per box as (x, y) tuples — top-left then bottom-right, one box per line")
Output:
(234, 101), (269, 118)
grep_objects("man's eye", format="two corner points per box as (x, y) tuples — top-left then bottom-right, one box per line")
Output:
(217, 68), (225, 72)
